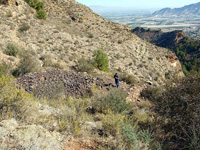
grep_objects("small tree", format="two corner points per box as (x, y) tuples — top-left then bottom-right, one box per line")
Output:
(94, 49), (109, 72)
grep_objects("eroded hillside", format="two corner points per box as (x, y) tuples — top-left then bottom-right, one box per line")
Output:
(0, 0), (183, 85)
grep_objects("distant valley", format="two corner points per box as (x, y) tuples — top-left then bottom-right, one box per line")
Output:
(90, 3), (200, 39)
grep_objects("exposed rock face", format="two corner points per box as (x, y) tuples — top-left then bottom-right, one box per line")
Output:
(0, 0), (18, 5)
(0, 0), (183, 85)
(17, 70), (95, 98)
(127, 82), (151, 103)
(0, 119), (63, 150)
(132, 27), (186, 49)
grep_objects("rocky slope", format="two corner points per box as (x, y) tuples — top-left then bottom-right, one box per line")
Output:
(153, 2), (200, 16)
(132, 27), (186, 49)
(132, 27), (200, 73)
(0, 0), (183, 85)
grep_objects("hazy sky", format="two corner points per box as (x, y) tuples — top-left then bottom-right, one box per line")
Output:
(76, 0), (200, 9)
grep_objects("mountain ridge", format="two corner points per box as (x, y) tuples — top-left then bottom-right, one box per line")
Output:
(132, 27), (200, 74)
(153, 2), (200, 16)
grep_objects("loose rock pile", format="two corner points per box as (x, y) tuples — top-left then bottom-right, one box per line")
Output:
(17, 70), (96, 98)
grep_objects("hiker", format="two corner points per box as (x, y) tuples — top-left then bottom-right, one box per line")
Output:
(114, 73), (119, 88)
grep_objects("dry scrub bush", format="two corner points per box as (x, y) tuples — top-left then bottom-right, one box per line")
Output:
(76, 58), (94, 74)
(0, 75), (38, 121)
(18, 23), (30, 32)
(142, 73), (200, 149)
(91, 88), (130, 113)
(43, 59), (63, 69)
(57, 97), (91, 135)
(12, 53), (41, 77)
(0, 62), (11, 77)
(4, 43), (20, 57)
(120, 72), (137, 85)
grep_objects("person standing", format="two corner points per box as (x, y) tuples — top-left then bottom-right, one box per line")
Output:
(114, 73), (119, 88)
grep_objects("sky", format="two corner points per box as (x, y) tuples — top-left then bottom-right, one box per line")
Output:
(76, 0), (200, 9)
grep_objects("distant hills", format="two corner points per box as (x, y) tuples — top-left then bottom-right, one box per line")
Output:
(153, 2), (200, 16)
(89, 6), (156, 16)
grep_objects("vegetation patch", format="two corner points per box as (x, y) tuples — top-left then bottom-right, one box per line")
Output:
(92, 88), (130, 114)
(4, 43), (20, 57)
(18, 23), (30, 32)
(76, 58), (94, 74)
(25, 0), (47, 20)
(12, 53), (41, 77)
(142, 73), (200, 149)
(93, 49), (109, 72)
(120, 72), (137, 84)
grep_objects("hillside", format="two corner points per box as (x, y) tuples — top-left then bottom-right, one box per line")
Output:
(1, 0), (199, 149)
(132, 27), (186, 49)
(132, 27), (200, 74)
(0, 0), (183, 85)
(153, 2), (200, 16)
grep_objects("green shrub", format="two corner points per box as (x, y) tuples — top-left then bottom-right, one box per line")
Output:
(25, 0), (47, 20)
(120, 72), (137, 84)
(93, 49), (109, 72)
(4, 43), (20, 57)
(138, 129), (153, 145)
(36, 9), (47, 20)
(100, 111), (124, 137)
(77, 58), (94, 73)
(121, 123), (139, 149)
(18, 23), (30, 32)
(92, 88), (130, 113)
(0, 75), (37, 121)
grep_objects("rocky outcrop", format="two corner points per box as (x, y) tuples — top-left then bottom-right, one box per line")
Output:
(17, 70), (96, 98)
(132, 27), (186, 49)
(0, 119), (64, 150)
(0, 0), (19, 5)
(127, 82), (151, 103)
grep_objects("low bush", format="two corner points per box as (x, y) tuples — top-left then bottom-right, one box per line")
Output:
(77, 58), (94, 73)
(36, 9), (47, 20)
(57, 97), (90, 135)
(100, 111), (124, 137)
(43, 59), (63, 69)
(12, 53), (41, 77)
(92, 88), (130, 113)
(120, 72), (137, 84)
(18, 23), (30, 32)
(0, 75), (37, 121)
(4, 43), (20, 57)
(121, 123), (139, 149)
(0, 62), (11, 77)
